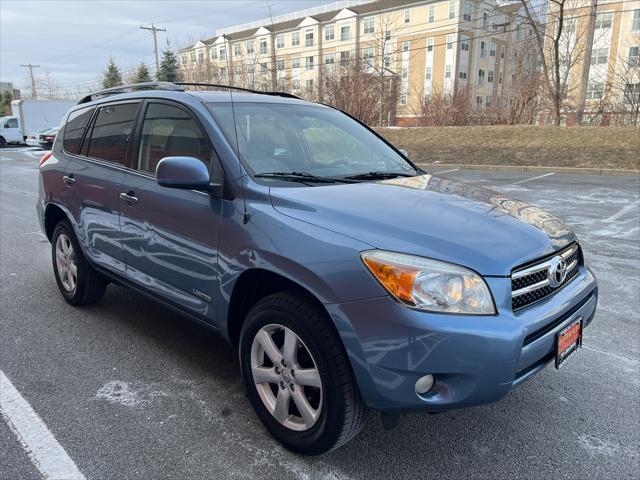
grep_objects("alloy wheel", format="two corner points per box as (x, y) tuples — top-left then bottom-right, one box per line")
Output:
(250, 324), (323, 431)
(55, 233), (77, 293)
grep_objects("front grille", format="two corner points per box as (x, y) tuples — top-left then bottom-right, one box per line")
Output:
(511, 244), (581, 311)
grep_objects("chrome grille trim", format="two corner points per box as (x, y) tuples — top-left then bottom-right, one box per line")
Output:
(511, 244), (581, 311)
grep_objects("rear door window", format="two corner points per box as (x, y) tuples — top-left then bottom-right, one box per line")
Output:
(63, 107), (94, 154)
(137, 103), (211, 174)
(86, 103), (139, 165)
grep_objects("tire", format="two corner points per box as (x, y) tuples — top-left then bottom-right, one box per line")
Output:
(0, 137), (6, 147)
(51, 220), (106, 305)
(239, 291), (367, 455)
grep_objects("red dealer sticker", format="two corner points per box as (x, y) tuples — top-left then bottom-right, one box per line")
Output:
(555, 317), (583, 369)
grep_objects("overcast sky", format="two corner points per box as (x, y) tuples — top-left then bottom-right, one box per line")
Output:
(0, 0), (327, 95)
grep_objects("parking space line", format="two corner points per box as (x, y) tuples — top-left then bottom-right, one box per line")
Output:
(434, 168), (460, 174)
(0, 370), (85, 480)
(607, 199), (640, 222)
(511, 172), (555, 185)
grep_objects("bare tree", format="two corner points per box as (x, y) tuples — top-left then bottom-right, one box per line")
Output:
(608, 33), (640, 125)
(411, 84), (473, 126)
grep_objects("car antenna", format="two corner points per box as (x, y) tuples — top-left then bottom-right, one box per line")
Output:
(228, 86), (250, 224)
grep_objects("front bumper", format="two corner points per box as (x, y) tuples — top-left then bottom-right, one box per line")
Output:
(326, 266), (597, 413)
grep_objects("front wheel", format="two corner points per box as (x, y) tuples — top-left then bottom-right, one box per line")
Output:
(239, 292), (367, 455)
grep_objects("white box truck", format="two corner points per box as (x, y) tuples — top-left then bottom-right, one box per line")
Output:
(10, 99), (76, 141)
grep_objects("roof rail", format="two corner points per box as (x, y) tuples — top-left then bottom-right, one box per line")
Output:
(76, 82), (184, 105)
(175, 82), (302, 100)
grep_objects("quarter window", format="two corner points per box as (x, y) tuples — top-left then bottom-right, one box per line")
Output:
(137, 103), (211, 174)
(86, 103), (138, 165)
(63, 107), (94, 154)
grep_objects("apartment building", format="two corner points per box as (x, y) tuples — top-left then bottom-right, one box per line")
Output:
(544, 0), (640, 124)
(179, 0), (531, 124)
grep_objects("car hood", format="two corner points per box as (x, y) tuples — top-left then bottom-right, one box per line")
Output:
(269, 174), (576, 276)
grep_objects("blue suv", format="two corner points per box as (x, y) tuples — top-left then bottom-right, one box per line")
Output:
(37, 82), (598, 454)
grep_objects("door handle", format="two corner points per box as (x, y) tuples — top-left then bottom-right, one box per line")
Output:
(119, 192), (139, 205)
(63, 175), (76, 185)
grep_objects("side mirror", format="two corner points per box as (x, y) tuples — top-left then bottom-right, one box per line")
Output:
(156, 156), (218, 191)
(399, 148), (409, 158)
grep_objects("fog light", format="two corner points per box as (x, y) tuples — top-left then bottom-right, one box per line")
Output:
(415, 374), (435, 395)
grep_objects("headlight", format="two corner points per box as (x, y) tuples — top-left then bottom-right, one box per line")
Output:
(361, 250), (496, 315)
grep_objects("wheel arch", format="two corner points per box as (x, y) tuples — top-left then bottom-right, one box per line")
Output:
(44, 203), (71, 241)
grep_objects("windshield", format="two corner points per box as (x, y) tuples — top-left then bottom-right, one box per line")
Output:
(206, 102), (417, 179)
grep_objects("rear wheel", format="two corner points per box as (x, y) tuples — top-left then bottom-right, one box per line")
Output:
(51, 220), (106, 305)
(239, 292), (367, 455)
(0, 136), (6, 147)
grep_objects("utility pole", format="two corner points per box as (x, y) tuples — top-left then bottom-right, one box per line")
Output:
(20, 63), (40, 99)
(140, 24), (166, 77)
(575, 0), (598, 126)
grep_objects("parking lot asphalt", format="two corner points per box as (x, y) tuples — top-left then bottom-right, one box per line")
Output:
(1, 147), (639, 480)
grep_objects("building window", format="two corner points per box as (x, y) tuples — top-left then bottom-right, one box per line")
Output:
(427, 38), (434, 52)
(197, 51), (204, 63)
(463, 2), (472, 21)
(385, 31), (391, 41)
(211, 49), (217, 60)
(425, 66), (432, 80)
(628, 46), (640, 66)
(483, 10), (490, 31)
(260, 62), (268, 72)
(400, 94), (407, 105)
(488, 70), (494, 83)
(402, 67), (408, 79)
(461, 39), (470, 51)
(586, 81), (604, 100)
(325, 25), (334, 41)
(490, 43), (496, 57)
(403, 41), (410, 52)
(501, 46), (505, 58)
(633, 10), (640, 31)
(364, 47), (374, 65)
(276, 59), (285, 70)
(340, 50), (351, 63)
(428, 5), (435, 23)
(449, 0), (456, 19)
(499, 71), (503, 84)
(276, 34), (284, 49)
(219, 47), (226, 61)
(305, 30), (314, 47)
(404, 9), (411, 23)
(292, 79), (300, 90)
(306, 79), (314, 91)
(446, 35), (454, 50)
(259, 39), (267, 54)
(234, 43), (241, 56)
(341, 24), (351, 41)
(480, 41), (487, 58)
(459, 71), (467, 79)
(245, 41), (254, 54)
(595, 12), (613, 29)
(476, 96), (483, 105)
(325, 52), (335, 64)
(292, 57), (300, 69)
(623, 83), (640, 103)
(478, 69), (485, 85)
(364, 17), (375, 34)
(445, 64), (452, 78)
(591, 47), (609, 65)
(485, 96), (492, 107)
(305, 56), (314, 70)
(292, 31), (300, 46)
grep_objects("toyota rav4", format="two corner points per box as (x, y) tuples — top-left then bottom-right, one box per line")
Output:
(37, 82), (598, 455)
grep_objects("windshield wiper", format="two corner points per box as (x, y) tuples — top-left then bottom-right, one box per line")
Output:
(254, 172), (355, 184)
(343, 171), (417, 181)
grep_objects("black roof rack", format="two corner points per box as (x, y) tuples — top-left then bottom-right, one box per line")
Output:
(175, 82), (301, 100)
(77, 81), (302, 105)
(76, 82), (184, 104)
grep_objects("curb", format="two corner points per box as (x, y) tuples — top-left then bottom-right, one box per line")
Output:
(417, 163), (640, 177)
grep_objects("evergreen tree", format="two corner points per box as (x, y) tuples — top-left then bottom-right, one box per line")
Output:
(157, 48), (180, 82)
(102, 58), (123, 88)
(0, 90), (13, 116)
(132, 62), (152, 83)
